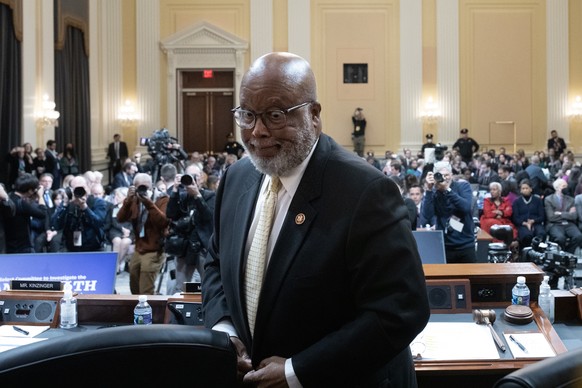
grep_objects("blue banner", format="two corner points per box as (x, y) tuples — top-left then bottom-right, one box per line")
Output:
(0, 252), (118, 294)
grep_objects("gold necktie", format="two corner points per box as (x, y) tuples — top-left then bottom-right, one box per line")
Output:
(245, 176), (281, 336)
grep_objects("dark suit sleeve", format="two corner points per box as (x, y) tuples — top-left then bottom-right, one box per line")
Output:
(404, 197), (417, 229)
(202, 176), (230, 327)
(472, 138), (480, 152)
(121, 142), (129, 159)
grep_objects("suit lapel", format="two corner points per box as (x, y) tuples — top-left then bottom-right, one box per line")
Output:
(253, 136), (329, 343)
(228, 167), (263, 341)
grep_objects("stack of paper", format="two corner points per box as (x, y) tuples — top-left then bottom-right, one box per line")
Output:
(0, 325), (50, 353)
(410, 322), (501, 361)
(503, 333), (556, 358)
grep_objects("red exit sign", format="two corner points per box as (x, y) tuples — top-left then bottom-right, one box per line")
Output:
(203, 69), (214, 78)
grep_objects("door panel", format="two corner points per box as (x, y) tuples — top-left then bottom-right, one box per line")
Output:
(182, 93), (209, 154)
(180, 70), (235, 155)
(212, 92), (235, 153)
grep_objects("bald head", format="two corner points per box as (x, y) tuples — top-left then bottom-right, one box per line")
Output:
(242, 52), (318, 103)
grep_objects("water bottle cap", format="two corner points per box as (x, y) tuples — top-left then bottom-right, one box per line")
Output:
(138, 295), (147, 303)
(517, 276), (526, 284)
(543, 275), (549, 282)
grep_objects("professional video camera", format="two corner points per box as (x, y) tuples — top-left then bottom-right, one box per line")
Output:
(146, 128), (189, 183)
(146, 128), (188, 166)
(433, 143), (448, 162)
(422, 144), (449, 180)
(521, 237), (578, 288)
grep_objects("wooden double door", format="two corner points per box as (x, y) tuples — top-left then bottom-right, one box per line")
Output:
(180, 70), (235, 155)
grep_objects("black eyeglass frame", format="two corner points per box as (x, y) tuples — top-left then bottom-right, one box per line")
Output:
(231, 101), (313, 130)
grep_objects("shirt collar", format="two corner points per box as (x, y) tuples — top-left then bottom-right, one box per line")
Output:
(278, 138), (319, 198)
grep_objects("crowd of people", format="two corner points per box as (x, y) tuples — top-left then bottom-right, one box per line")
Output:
(2, 126), (579, 291)
(367, 127), (582, 274)
(0, 133), (245, 296)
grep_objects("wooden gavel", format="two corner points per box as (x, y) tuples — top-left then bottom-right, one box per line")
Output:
(473, 309), (506, 352)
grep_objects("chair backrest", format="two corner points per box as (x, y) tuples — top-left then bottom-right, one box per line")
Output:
(493, 347), (582, 388)
(0, 324), (237, 386)
(412, 230), (447, 264)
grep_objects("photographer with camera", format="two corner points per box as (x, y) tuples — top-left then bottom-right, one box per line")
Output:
(52, 176), (108, 252)
(117, 173), (169, 295)
(421, 161), (476, 263)
(165, 164), (215, 294)
(351, 107), (366, 157)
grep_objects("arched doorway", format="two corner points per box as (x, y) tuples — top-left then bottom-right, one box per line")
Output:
(160, 21), (248, 154)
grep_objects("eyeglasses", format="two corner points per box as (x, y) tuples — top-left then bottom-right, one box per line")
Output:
(231, 101), (312, 130)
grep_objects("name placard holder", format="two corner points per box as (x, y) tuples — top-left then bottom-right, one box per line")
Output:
(10, 280), (64, 292)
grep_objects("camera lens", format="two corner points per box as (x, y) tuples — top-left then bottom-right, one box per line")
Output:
(180, 174), (194, 186)
(73, 186), (86, 198)
(137, 185), (149, 196)
(434, 172), (444, 183)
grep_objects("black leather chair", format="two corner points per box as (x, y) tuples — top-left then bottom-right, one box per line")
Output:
(0, 325), (237, 386)
(493, 347), (582, 387)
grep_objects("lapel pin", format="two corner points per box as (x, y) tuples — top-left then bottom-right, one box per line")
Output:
(295, 213), (306, 225)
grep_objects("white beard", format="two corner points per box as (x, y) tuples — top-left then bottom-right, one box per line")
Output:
(244, 125), (317, 177)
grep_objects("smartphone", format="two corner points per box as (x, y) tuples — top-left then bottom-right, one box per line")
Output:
(139, 137), (149, 146)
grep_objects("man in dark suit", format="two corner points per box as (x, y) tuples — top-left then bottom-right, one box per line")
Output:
(202, 52), (429, 387)
(545, 178), (582, 254)
(107, 134), (129, 182)
(44, 140), (61, 190)
(547, 130), (566, 159)
(112, 161), (136, 190)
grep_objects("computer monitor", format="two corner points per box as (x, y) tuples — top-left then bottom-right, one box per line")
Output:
(0, 252), (118, 294)
(412, 230), (447, 264)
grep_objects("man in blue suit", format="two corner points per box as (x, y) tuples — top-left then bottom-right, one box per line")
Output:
(202, 52), (429, 387)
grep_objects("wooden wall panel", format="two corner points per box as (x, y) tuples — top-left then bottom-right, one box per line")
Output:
(460, 1), (545, 151)
(312, 1), (399, 153)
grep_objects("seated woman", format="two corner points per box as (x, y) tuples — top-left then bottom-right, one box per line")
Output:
(104, 187), (134, 273)
(480, 181), (517, 242)
(512, 179), (545, 249)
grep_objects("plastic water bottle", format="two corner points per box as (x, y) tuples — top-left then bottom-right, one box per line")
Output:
(59, 283), (78, 329)
(538, 275), (555, 323)
(133, 295), (153, 325)
(511, 276), (530, 306)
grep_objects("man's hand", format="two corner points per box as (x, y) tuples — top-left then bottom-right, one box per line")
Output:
(186, 182), (200, 197)
(230, 336), (253, 383)
(71, 195), (88, 210)
(137, 192), (153, 207)
(174, 174), (182, 188)
(0, 185), (7, 201)
(243, 356), (288, 388)
(425, 172), (435, 190)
